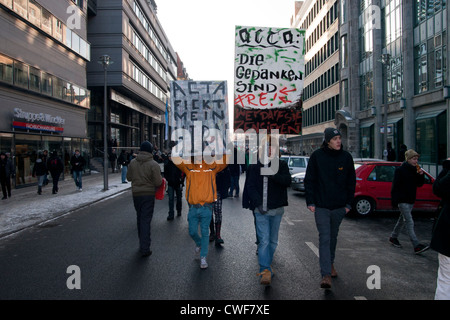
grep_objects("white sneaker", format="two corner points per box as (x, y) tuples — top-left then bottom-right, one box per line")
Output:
(79, 188), (82, 192)
(200, 256), (208, 269)
(194, 246), (200, 259)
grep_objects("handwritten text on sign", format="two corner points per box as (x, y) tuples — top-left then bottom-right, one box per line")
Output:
(234, 26), (305, 109)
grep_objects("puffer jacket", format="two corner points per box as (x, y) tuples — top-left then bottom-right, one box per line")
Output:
(127, 151), (162, 196)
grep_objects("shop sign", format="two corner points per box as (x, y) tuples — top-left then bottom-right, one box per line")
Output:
(12, 108), (65, 133)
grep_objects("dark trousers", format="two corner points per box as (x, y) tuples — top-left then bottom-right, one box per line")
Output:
(1, 176), (11, 197)
(167, 185), (182, 218)
(133, 195), (156, 254)
(51, 172), (61, 193)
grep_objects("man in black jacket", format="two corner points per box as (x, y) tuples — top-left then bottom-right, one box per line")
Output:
(389, 149), (429, 254)
(242, 139), (291, 286)
(431, 158), (450, 299)
(304, 127), (356, 289)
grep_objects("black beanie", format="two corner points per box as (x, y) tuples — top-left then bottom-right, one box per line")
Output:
(140, 141), (153, 153)
(324, 127), (341, 143)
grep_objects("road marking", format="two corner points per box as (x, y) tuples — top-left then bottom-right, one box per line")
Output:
(284, 217), (294, 225)
(305, 242), (319, 257)
(354, 296), (368, 300)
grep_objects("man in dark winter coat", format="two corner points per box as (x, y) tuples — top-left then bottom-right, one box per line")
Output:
(0, 152), (15, 199)
(243, 140), (291, 286)
(431, 158), (450, 299)
(47, 151), (64, 194)
(70, 150), (86, 191)
(304, 127), (356, 289)
(164, 153), (183, 220)
(389, 149), (429, 254)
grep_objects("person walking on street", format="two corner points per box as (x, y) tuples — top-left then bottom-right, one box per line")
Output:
(242, 139), (291, 286)
(164, 153), (183, 220)
(42, 150), (49, 186)
(0, 152), (15, 200)
(109, 148), (118, 173)
(70, 150), (86, 191)
(304, 127), (356, 289)
(47, 151), (64, 194)
(389, 149), (429, 254)
(118, 150), (130, 183)
(32, 154), (48, 195)
(127, 141), (162, 257)
(173, 152), (228, 269)
(210, 165), (231, 245)
(228, 148), (241, 197)
(430, 157), (450, 299)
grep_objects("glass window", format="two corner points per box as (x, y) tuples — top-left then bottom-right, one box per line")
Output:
(65, 27), (72, 49)
(341, 35), (348, 68)
(14, 61), (28, 89)
(13, 0), (27, 18)
(41, 72), (52, 96)
(72, 32), (80, 54)
(367, 165), (396, 182)
(63, 82), (73, 102)
(41, 8), (52, 35)
(53, 77), (63, 99)
(54, 18), (63, 42)
(28, 0), (41, 27)
(29, 66), (40, 92)
(0, 54), (13, 84)
(435, 48), (443, 87)
(0, 0), (13, 9)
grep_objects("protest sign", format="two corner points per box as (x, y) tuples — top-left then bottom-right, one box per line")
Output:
(234, 26), (305, 134)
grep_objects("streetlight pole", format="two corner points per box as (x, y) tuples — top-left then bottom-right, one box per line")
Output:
(98, 55), (113, 191)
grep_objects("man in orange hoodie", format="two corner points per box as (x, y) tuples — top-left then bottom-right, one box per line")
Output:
(174, 153), (228, 269)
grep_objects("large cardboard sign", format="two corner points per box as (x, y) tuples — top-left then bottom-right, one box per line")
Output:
(234, 26), (305, 134)
(170, 80), (229, 156)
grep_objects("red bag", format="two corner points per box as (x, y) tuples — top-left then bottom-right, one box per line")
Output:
(155, 178), (166, 200)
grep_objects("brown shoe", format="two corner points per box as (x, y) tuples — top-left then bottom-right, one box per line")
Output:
(331, 264), (338, 278)
(257, 269), (272, 285)
(320, 275), (332, 289)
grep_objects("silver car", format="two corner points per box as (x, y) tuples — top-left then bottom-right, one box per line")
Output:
(280, 155), (309, 176)
(291, 171), (306, 192)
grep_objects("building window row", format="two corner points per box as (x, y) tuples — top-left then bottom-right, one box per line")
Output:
(303, 63), (340, 101)
(305, 32), (339, 77)
(132, 0), (173, 69)
(415, 0), (447, 26)
(300, 0), (331, 31)
(0, 0), (90, 61)
(0, 52), (90, 108)
(131, 27), (167, 83)
(131, 62), (167, 104)
(304, 1), (339, 53)
(303, 94), (340, 128)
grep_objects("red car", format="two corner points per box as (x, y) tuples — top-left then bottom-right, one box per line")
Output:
(352, 161), (441, 216)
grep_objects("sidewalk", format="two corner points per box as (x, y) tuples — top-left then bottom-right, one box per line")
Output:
(0, 170), (131, 238)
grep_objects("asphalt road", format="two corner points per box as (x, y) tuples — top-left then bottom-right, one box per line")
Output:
(0, 178), (439, 302)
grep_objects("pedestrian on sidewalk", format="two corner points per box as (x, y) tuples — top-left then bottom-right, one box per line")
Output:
(32, 153), (48, 195)
(47, 151), (64, 194)
(173, 152), (228, 269)
(70, 150), (86, 191)
(118, 150), (130, 183)
(109, 148), (118, 173)
(210, 165), (230, 245)
(127, 141), (162, 257)
(42, 150), (49, 186)
(242, 138), (291, 286)
(304, 127), (356, 289)
(164, 153), (183, 220)
(0, 152), (15, 200)
(430, 157), (450, 300)
(389, 149), (429, 254)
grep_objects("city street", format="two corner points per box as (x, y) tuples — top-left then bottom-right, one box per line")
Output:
(0, 176), (439, 302)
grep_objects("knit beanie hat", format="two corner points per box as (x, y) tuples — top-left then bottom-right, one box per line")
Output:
(324, 127), (341, 143)
(405, 149), (420, 161)
(140, 141), (153, 153)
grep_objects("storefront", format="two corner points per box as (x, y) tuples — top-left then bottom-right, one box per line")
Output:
(0, 87), (90, 188)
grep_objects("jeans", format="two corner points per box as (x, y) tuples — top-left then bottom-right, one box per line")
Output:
(133, 195), (155, 254)
(72, 170), (82, 189)
(391, 203), (419, 247)
(254, 207), (284, 273)
(435, 253), (450, 300)
(314, 207), (346, 277)
(37, 175), (45, 187)
(121, 165), (128, 183)
(229, 175), (240, 196)
(188, 204), (212, 257)
(168, 185), (182, 218)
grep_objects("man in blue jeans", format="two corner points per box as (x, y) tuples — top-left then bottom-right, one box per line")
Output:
(305, 128), (356, 289)
(243, 140), (291, 285)
(70, 150), (86, 191)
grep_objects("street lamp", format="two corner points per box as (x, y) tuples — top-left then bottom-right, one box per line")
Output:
(98, 55), (113, 191)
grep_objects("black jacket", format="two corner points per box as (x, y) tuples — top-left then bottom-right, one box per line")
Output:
(164, 159), (183, 188)
(70, 154), (86, 172)
(305, 144), (356, 210)
(32, 158), (48, 177)
(0, 155), (15, 178)
(391, 161), (425, 207)
(47, 155), (64, 174)
(430, 160), (450, 257)
(242, 159), (291, 211)
(216, 166), (231, 198)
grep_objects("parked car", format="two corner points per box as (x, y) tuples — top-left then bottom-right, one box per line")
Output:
(291, 171), (306, 192)
(352, 161), (441, 216)
(280, 155), (309, 176)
